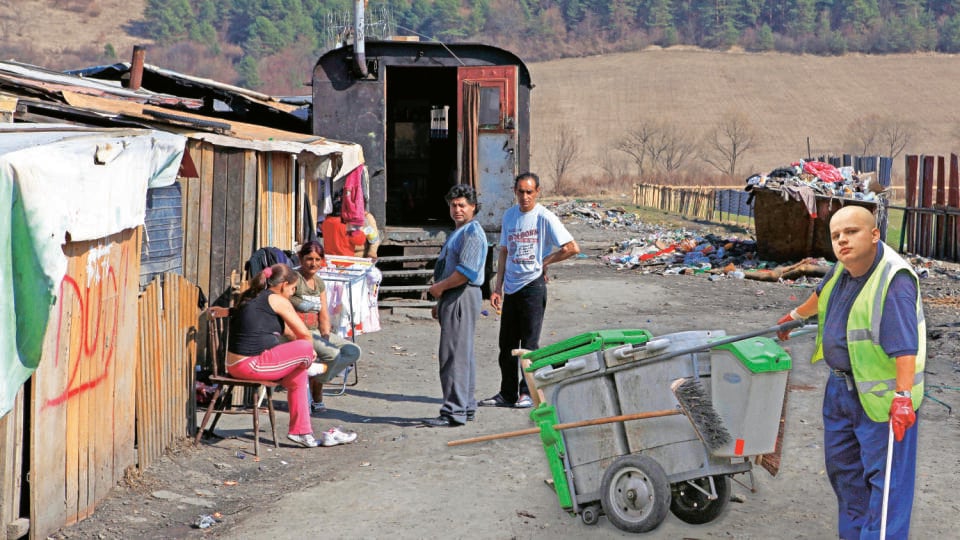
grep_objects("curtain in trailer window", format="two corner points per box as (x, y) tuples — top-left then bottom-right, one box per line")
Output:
(461, 81), (480, 191)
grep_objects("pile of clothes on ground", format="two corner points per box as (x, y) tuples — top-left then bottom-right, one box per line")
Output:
(745, 160), (887, 217)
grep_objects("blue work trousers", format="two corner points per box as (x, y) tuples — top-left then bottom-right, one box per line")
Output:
(823, 371), (918, 540)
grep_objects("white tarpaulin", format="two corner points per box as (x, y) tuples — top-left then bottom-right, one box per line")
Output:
(0, 125), (186, 417)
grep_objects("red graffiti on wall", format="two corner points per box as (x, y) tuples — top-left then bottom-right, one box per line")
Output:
(43, 247), (126, 410)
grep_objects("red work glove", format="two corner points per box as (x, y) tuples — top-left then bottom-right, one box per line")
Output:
(890, 396), (916, 442)
(776, 312), (798, 341)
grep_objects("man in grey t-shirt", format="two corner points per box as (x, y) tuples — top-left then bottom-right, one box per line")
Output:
(480, 172), (579, 408)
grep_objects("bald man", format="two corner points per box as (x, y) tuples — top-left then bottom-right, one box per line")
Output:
(778, 205), (924, 539)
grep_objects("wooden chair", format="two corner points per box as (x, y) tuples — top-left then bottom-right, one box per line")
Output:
(194, 307), (280, 456)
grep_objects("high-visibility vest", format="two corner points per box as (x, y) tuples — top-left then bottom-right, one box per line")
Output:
(812, 243), (925, 422)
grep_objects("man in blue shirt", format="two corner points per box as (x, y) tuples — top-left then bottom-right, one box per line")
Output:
(778, 205), (923, 539)
(481, 172), (580, 408)
(423, 185), (487, 427)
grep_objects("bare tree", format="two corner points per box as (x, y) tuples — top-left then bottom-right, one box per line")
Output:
(615, 120), (659, 178)
(548, 123), (582, 194)
(701, 110), (757, 178)
(650, 124), (698, 172)
(598, 147), (628, 182)
(847, 114), (913, 159)
(848, 114), (882, 156)
(878, 116), (913, 159)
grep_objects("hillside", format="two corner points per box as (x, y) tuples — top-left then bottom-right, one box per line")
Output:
(5, 2), (960, 187)
(1, 0), (149, 68)
(529, 47), (960, 185)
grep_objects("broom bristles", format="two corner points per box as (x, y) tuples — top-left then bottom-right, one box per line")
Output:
(671, 378), (731, 450)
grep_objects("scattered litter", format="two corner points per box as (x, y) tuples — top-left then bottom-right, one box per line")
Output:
(235, 451), (246, 459)
(481, 310), (489, 317)
(193, 514), (221, 529)
(223, 480), (237, 486)
(280, 460), (288, 465)
(359, 461), (371, 467)
(730, 494), (746, 503)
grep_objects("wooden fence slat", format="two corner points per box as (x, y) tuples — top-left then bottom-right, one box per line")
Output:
(241, 151), (257, 281)
(0, 387), (24, 537)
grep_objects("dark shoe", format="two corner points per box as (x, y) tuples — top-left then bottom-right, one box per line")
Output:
(422, 415), (463, 428)
(466, 411), (476, 421)
(478, 393), (514, 407)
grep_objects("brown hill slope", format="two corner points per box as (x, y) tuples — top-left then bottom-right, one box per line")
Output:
(1, 0), (148, 68)
(529, 47), (960, 185)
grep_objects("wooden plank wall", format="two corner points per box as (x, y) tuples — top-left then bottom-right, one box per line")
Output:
(136, 273), (200, 471)
(902, 154), (960, 262)
(30, 228), (141, 539)
(181, 142), (259, 305)
(632, 184), (716, 221)
(1, 389), (27, 539)
(258, 153), (296, 251)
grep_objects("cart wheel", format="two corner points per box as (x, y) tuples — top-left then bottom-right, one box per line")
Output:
(670, 475), (731, 524)
(599, 455), (671, 533)
(580, 504), (601, 526)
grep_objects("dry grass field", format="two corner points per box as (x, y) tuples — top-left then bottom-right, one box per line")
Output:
(529, 47), (960, 191)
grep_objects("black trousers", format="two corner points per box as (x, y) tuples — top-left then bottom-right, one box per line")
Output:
(497, 274), (547, 403)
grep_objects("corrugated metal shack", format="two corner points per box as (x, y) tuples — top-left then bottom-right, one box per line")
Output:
(0, 60), (364, 539)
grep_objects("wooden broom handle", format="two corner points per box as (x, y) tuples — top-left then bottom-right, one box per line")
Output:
(446, 408), (681, 447)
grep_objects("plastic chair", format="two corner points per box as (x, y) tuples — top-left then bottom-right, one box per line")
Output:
(194, 307), (279, 456)
(296, 312), (360, 396)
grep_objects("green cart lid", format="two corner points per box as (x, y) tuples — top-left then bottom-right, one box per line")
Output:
(712, 336), (792, 373)
(525, 329), (653, 371)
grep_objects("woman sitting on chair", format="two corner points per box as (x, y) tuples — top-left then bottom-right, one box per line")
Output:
(223, 263), (323, 448)
(290, 242), (362, 433)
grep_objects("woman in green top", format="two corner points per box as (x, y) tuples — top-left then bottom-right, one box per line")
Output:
(291, 241), (361, 416)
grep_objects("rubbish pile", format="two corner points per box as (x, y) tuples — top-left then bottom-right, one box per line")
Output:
(745, 160), (887, 215)
(552, 198), (946, 285)
(551, 200), (829, 283)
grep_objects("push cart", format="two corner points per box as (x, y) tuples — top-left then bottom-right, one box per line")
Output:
(524, 327), (792, 533)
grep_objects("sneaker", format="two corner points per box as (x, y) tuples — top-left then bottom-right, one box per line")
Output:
(287, 433), (319, 448)
(478, 393), (514, 407)
(306, 363), (326, 377)
(321, 427), (358, 447)
(311, 401), (327, 413)
(515, 394), (534, 408)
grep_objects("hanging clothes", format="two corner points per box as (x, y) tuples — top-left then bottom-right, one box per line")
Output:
(341, 165), (366, 226)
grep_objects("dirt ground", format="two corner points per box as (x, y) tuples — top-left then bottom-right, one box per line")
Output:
(53, 216), (960, 540)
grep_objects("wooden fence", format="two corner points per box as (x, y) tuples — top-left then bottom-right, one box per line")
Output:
(1, 236), (206, 539)
(136, 273), (200, 470)
(632, 184), (717, 220)
(900, 154), (960, 262)
(30, 228), (142, 537)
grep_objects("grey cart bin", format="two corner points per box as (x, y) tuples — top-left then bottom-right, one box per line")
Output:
(525, 328), (793, 533)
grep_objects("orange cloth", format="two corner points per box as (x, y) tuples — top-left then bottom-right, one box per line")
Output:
(321, 216), (365, 256)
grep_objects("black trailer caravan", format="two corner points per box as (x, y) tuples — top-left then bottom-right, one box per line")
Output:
(312, 41), (533, 303)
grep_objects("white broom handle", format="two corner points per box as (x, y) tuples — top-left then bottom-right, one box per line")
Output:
(880, 421), (894, 539)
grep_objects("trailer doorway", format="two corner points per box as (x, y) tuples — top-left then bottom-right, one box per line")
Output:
(385, 66), (458, 226)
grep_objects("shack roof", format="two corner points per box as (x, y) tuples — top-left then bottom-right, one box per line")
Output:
(0, 60), (363, 174)
(69, 62), (307, 132)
